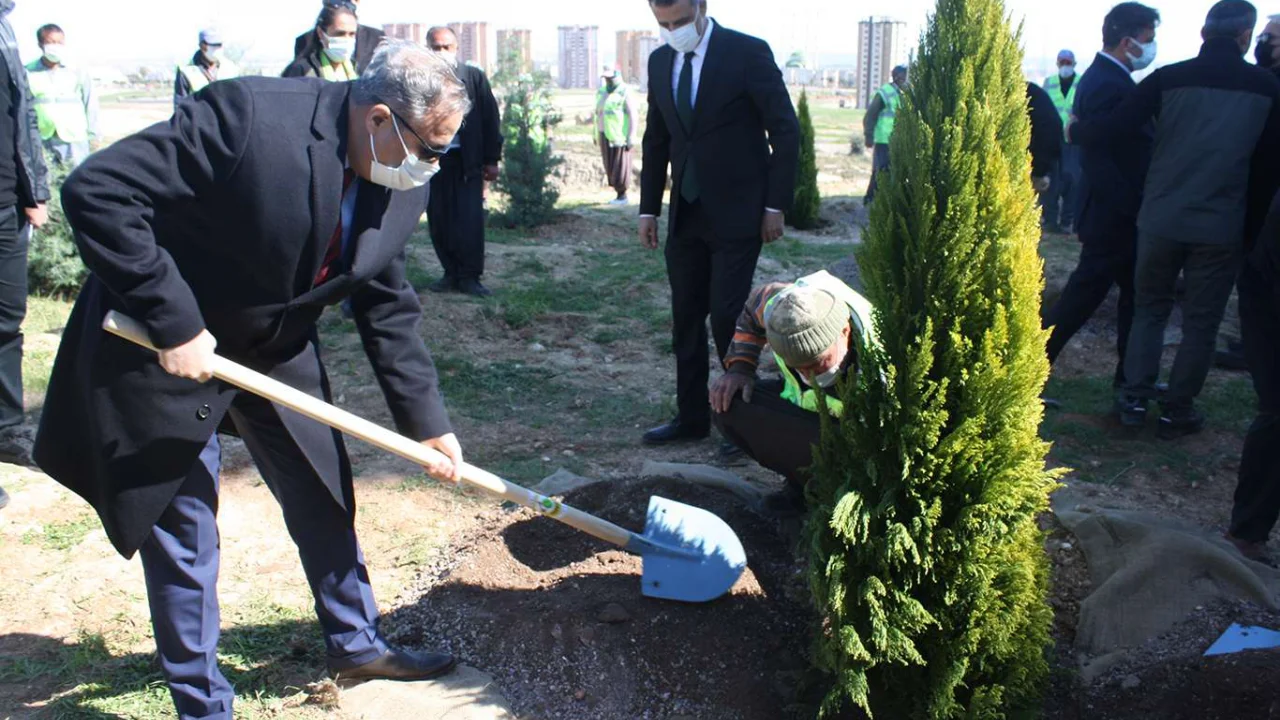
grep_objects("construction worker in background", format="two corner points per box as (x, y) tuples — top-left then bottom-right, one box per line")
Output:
(174, 29), (240, 109)
(862, 64), (907, 206)
(1043, 49), (1080, 233)
(27, 24), (98, 169)
(594, 65), (639, 205)
(710, 270), (876, 516)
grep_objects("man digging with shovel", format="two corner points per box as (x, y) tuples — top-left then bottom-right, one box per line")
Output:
(711, 270), (876, 516)
(33, 41), (467, 720)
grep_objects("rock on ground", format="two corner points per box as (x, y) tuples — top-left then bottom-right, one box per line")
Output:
(339, 665), (514, 719)
(531, 468), (600, 497)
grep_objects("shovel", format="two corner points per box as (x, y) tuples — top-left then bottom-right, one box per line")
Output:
(103, 311), (747, 603)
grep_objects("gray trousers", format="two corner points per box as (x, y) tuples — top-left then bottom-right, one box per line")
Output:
(43, 137), (91, 169)
(1123, 232), (1241, 408)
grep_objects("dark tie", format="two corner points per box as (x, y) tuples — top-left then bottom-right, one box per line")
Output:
(676, 51), (699, 203)
(314, 168), (357, 287)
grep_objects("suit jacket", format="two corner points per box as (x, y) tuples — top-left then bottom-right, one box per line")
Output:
(1025, 81), (1063, 179)
(34, 78), (450, 558)
(0, 12), (49, 207)
(294, 24), (385, 75)
(1071, 52), (1152, 242)
(640, 22), (799, 239)
(442, 64), (503, 179)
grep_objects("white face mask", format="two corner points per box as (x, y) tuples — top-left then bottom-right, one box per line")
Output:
(369, 113), (439, 191)
(41, 43), (65, 64)
(204, 47), (222, 63)
(438, 51), (458, 66)
(323, 34), (356, 63)
(1058, 64), (1075, 79)
(808, 340), (849, 389)
(660, 7), (704, 54)
(1126, 38), (1157, 71)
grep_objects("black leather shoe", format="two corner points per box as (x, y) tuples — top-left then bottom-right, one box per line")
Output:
(1157, 406), (1205, 440)
(642, 419), (710, 446)
(718, 440), (747, 465)
(328, 647), (457, 684)
(427, 276), (456, 293)
(0, 485), (9, 510)
(457, 279), (493, 297)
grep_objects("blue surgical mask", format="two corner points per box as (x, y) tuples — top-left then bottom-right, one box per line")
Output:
(323, 33), (356, 63)
(1126, 38), (1157, 72)
(660, 7), (704, 54)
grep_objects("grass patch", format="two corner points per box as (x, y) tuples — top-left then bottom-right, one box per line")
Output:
(23, 515), (99, 551)
(25, 295), (74, 335)
(13, 609), (328, 720)
(761, 238), (854, 271)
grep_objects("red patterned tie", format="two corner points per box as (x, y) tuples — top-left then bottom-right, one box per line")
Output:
(314, 169), (357, 286)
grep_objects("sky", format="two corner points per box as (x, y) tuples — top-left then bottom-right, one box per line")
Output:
(13, 0), (1210, 78)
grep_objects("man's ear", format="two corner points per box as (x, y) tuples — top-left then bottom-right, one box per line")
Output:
(364, 104), (389, 136)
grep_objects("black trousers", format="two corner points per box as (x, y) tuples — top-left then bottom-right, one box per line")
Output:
(666, 199), (762, 428)
(714, 379), (823, 488)
(1230, 265), (1280, 543)
(427, 162), (486, 281)
(0, 206), (26, 430)
(1044, 228), (1137, 387)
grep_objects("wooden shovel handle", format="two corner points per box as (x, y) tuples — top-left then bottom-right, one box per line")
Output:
(102, 311), (636, 549)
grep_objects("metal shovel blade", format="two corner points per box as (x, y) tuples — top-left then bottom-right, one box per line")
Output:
(628, 495), (747, 603)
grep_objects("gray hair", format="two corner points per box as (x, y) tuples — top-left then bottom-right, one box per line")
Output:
(352, 39), (471, 124)
(1203, 0), (1257, 39)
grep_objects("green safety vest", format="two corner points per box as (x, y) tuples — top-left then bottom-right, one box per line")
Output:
(763, 271), (877, 418)
(1043, 74), (1077, 127)
(26, 62), (89, 142)
(873, 83), (901, 145)
(596, 84), (631, 146)
(177, 58), (240, 94)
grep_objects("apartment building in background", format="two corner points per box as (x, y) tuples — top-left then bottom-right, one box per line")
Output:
(616, 30), (660, 88)
(382, 23), (429, 45)
(449, 21), (491, 72)
(558, 25), (600, 90)
(496, 28), (534, 73)
(856, 17), (907, 108)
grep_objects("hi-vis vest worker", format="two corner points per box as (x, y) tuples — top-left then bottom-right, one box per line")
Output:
(174, 28), (240, 108)
(723, 270), (876, 418)
(596, 82), (632, 147)
(1044, 72), (1077, 127)
(873, 82), (901, 145)
(26, 60), (93, 143)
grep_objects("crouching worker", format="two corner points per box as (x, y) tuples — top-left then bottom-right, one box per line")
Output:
(711, 270), (875, 516)
(33, 41), (469, 720)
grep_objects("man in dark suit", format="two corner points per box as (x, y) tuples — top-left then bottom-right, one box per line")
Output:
(424, 26), (503, 296)
(293, 0), (385, 75)
(1042, 2), (1159, 406)
(34, 42), (468, 719)
(639, 0), (800, 447)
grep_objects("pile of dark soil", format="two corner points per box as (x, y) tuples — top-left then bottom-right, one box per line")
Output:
(387, 478), (815, 719)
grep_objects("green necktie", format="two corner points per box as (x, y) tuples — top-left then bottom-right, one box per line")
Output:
(677, 51), (699, 202)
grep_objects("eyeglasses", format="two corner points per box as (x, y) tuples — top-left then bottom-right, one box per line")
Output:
(378, 101), (450, 162)
(1259, 32), (1275, 43)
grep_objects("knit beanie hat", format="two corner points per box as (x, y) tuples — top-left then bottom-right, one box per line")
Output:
(765, 287), (846, 368)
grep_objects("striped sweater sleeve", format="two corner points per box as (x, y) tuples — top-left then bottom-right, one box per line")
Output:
(723, 282), (791, 374)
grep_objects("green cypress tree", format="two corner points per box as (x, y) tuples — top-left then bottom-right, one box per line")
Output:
(28, 162), (88, 298)
(804, 0), (1063, 716)
(790, 90), (822, 230)
(492, 38), (563, 229)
